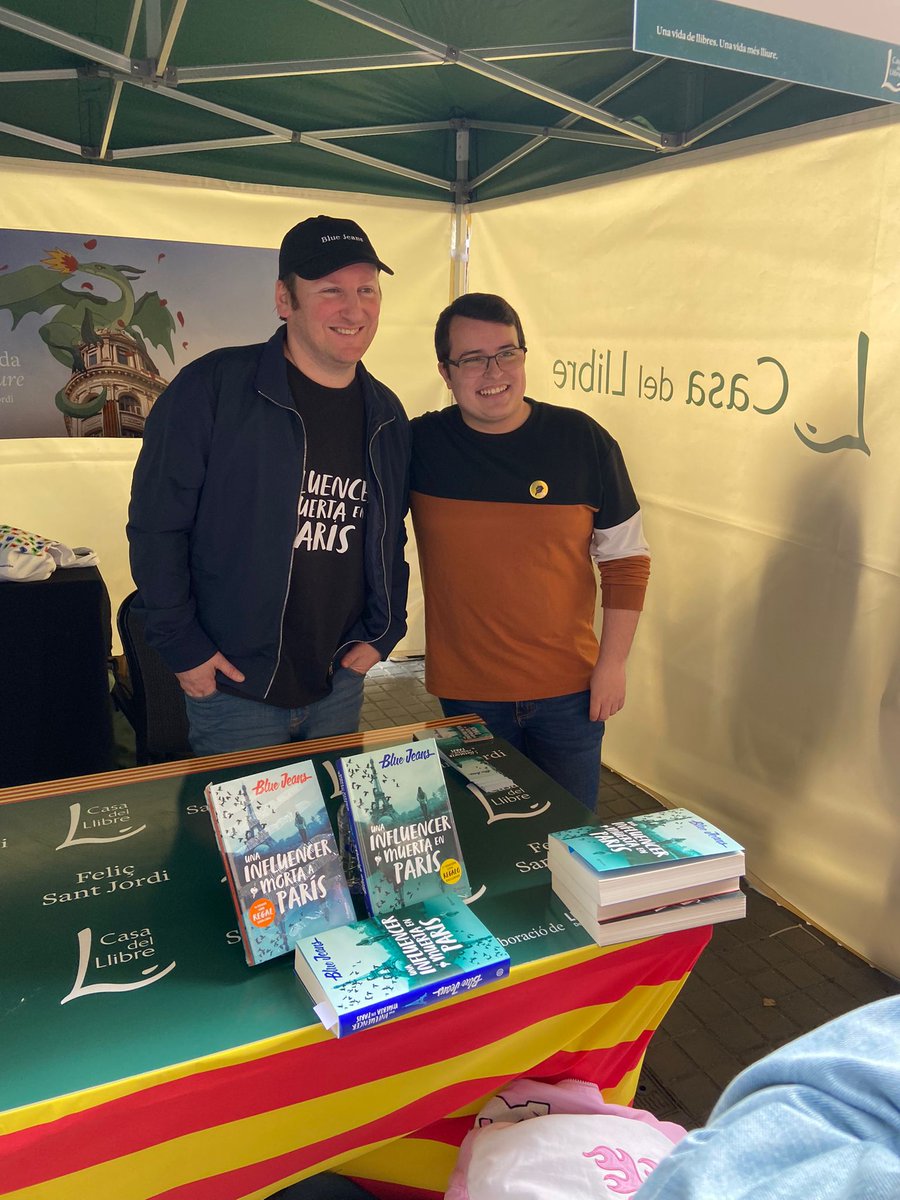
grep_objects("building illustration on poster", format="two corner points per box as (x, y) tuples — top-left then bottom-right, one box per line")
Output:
(60, 329), (168, 439)
(0, 242), (176, 438)
(0, 229), (275, 438)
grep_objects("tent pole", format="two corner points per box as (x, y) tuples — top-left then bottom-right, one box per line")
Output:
(450, 127), (470, 300)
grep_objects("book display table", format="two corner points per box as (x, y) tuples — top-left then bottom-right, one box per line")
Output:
(0, 721), (710, 1200)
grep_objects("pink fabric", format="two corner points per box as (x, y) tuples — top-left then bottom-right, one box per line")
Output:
(445, 1079), (687, 1200)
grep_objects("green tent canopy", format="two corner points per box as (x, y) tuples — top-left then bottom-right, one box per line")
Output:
(0, 0), (883, 204)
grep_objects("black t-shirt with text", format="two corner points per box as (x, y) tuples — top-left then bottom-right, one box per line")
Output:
(265, 362), (368, 706)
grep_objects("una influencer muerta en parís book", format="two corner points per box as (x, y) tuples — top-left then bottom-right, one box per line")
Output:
(337, 737), (471, 916)
(549, 808), (744, 905)
(293, 891), (509, 1036)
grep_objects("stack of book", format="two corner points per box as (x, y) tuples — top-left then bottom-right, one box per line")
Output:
(293, 736), (509, 1036)
(206, 739), (509, 1035)
(416, 721), (552, 823)
(549, 808), (745, 947)
(421, 721), (521, 797)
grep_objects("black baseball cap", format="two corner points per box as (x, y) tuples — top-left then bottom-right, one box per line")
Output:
(278, 215), (393, 280)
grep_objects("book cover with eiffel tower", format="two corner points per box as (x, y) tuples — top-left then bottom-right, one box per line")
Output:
(293, 893), (509, 1038)
(205, 760), (354, 966)
(336, 737), (471, 917)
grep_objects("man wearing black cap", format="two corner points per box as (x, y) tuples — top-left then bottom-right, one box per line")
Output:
(128, 216), (410, 755)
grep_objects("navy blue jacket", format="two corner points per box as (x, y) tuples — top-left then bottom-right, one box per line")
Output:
(127, 327), (410, 699)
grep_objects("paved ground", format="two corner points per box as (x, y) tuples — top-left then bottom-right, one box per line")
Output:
(114, 656), (899, 1130)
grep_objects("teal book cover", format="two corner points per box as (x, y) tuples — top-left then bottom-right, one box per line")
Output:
(206, 760), (355, 965)
(293, 893), (510, 1036)
(337, 737), (472, 915)
(552, 808), (744, 876)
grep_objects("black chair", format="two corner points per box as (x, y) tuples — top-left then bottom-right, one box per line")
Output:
(113, 591), (192, 765)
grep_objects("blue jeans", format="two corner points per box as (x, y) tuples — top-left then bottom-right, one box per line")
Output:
(439, 690), (604, 812)
(184, 666), (366, 757)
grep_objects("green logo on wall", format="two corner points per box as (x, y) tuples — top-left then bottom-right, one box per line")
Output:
(552, 331), (871, 457)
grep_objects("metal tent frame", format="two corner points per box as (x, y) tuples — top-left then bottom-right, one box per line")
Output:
(0, 2), (880, 189)
(0, 1), (883, 293)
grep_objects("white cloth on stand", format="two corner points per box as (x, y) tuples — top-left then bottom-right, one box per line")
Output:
(0, 524), (99, 581)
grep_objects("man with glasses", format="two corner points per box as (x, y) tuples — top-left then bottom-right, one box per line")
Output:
(409, 292), (649, 811)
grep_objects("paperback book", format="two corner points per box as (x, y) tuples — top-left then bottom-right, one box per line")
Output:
(549, 808), (744, 906)
(337, 737), (472, 915)
(293, 892), (510, 1037)
(551, 869), (744, 922)
(554, 875), (746, 947)
(420, 722), (575, 833)
(206, 760), (355, 965)
(419, 722), (531, 803)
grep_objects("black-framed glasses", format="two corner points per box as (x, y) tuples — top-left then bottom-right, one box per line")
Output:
(444, 347), (527, 375)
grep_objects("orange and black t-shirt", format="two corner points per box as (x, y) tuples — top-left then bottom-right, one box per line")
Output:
(410, 399), (650, 702)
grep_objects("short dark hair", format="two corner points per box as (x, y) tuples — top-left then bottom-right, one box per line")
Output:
(434, 292), (526, 363)
(278, 271), (300, 320)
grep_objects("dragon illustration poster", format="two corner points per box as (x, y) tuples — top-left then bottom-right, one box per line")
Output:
(0, 228), (276, 438)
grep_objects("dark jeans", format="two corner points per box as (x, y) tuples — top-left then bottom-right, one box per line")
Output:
(439, 689), (604, 811)
(184, 666), (366, 756)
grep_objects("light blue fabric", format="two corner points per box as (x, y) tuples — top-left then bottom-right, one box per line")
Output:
(636, 995), (900, 1200)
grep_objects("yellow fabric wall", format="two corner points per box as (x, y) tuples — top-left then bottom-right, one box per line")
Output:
(469, 110), (900, 977)
(5, 110), (900, 974)
(0, 157), (450, 653)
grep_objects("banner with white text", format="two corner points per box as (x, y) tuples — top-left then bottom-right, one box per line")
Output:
(634, 0), (900, 102)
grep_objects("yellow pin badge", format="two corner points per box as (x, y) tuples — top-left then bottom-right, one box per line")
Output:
(530, 480), (549, 499)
